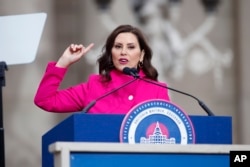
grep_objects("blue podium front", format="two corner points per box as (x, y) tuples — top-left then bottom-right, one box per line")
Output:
(50, 142), (243, 167)
(42, 114), (232, 167)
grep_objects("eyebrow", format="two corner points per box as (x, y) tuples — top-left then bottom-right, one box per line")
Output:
(114, 42), (136, 45)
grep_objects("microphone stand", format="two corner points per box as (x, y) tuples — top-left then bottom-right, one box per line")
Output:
(0, 62), (7, 167)
(81, 77), (138, 113)
(128, 67), (215, 116)
(140, 78), (215, 116)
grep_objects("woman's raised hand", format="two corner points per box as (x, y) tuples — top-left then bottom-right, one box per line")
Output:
(56, 43), (94, 68)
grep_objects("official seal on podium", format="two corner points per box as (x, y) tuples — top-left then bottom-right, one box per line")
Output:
(120, 99), (195, 144)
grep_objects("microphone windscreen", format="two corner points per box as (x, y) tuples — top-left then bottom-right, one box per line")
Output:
(131, 68), (138, 73)
(123, 67), (131, 75)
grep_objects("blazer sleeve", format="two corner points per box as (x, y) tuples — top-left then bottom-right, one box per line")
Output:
(34, 62), (90, 112)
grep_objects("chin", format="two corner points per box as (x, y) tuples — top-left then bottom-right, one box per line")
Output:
(115, 65), (136, 72)
(115, 65), (126, 71)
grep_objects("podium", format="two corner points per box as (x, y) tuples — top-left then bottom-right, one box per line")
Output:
(42, 113), (232, 167)
(49, 142), (250, 167)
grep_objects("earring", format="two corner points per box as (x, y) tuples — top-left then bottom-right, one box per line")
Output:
(138, 61), (143, 68)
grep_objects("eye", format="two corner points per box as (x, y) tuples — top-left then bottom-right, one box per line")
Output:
(128, 46), (135, 49)
(114, 45), (122, 49)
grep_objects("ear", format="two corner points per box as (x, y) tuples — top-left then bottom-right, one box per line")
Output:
(140, 50), (145, 62)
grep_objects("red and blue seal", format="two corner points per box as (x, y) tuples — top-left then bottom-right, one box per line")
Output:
(120, 99), (195, 144)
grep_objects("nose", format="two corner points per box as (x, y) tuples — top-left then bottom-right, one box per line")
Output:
(121, 47), (127, 55)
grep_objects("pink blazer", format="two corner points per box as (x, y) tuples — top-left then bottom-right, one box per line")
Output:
(34, 62), (170, 114)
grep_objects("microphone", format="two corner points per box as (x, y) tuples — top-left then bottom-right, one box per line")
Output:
(126, 68), (215, 116)
(123, 67), (139, 78)
(81, 68), (138, 113)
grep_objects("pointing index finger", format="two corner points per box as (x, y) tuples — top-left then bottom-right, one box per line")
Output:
(84, 43), (94, 54)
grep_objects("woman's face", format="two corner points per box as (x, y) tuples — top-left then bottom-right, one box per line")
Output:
(111, 32), (144, 72)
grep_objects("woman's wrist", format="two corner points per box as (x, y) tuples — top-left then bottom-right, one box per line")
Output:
(55, 58), (70, 68)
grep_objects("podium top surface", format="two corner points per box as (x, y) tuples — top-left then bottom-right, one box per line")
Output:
(49, 142), (250, 154)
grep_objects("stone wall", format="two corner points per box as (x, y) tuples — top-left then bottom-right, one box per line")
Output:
(0, 0), (249, 167)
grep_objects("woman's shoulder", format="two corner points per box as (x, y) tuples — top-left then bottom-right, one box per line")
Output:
(87, 73), (104, 83)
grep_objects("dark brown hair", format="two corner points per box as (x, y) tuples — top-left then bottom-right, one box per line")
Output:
(97, 25), (158, 82)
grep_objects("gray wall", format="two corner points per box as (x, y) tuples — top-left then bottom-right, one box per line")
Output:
(0, 0), (249, 167)
(235, 0), (250, 144)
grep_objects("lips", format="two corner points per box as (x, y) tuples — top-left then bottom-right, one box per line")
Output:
(119, 58), (128, 64)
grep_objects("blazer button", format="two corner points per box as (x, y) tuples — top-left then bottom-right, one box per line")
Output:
(128, 95), (133, 100)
